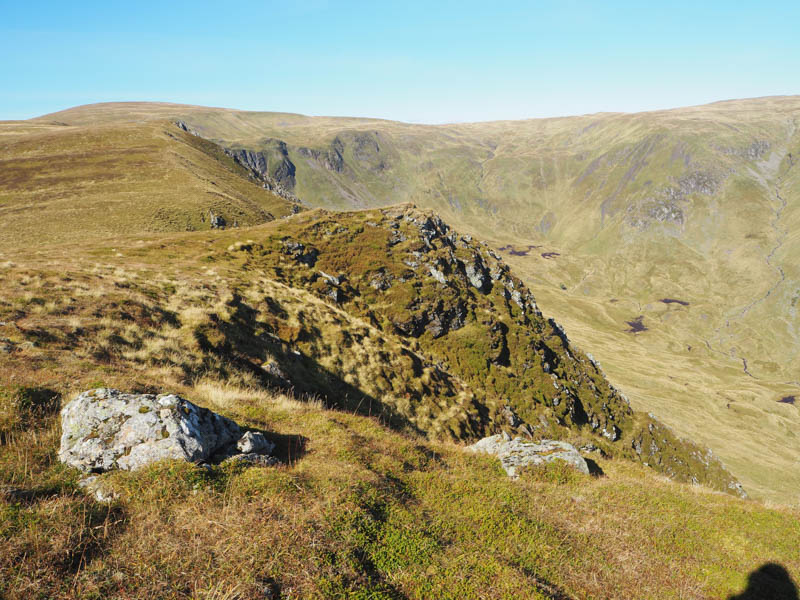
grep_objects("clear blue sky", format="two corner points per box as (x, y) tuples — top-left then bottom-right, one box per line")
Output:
(1, 0), (798, 122)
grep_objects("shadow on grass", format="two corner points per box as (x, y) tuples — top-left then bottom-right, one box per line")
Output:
(214, 294), (429, 437)
(61, 502), (127, 574)
(728, 563), (798, 600)
(265, 431), (308, 466)
(583, 457), (605, 477)
(0, 484), (63, 504)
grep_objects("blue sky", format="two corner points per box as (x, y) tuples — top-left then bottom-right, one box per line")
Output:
(1, 0), (798, 122)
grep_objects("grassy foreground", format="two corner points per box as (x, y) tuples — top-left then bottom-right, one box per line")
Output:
(1, 381), (798, 600)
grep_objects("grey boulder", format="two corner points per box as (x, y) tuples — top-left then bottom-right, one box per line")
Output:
(59, 388), (271, 473)
(467, 433), (589, 478)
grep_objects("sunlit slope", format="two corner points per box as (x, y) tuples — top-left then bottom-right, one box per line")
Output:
(24, 98), (800, 503)
(166, 97), (800, 503)
(0, 118), (294, 250)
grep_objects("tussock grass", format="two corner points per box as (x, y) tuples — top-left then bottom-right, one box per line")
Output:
(2, 374), (798, 599)
(0, 250), (796, 596)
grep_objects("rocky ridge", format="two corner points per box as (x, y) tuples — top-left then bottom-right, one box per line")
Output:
(175, 119), (303, 208)
(218, 204), (746, 496)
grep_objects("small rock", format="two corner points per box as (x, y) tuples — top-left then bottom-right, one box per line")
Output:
(224, 453), (281, 467)
(237, 431), (275, 455)
(209, 211), (226, 229)
(429, 266), (448, 285)
(262, 360), (289, 382)
(78, 475), (118, 503)
(501, 405), (522, 428)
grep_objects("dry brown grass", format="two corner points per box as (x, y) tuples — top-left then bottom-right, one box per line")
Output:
(2, 374), (799, 599)
(0, 239), (797, 598)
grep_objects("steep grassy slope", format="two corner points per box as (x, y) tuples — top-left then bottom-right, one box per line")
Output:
(36, 98), (800, 503)
(0, 206), (741, 494)
(0, 118), (296, 251)
(1, 226), (798, 599)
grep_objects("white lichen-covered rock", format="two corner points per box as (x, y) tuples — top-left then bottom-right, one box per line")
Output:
(59, 389), (247, 472)
(467, 433), (589, 477)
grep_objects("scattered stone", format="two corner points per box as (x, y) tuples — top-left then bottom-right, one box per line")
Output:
(223, 453), (281, 467)
(262, 360), (290, 383)
(429, 265), (448, 285)
(282, 239), (319, 266)
(463, 256), (490, 291)
(370, 272), (393, 290)
(467, 434), (590, 477)
(78, 475), (118, 503)
(209, 211), (226, 229)
(501, 404), (522, 428)
(227, 240), (254, 252)
(319, 270), (345, 286)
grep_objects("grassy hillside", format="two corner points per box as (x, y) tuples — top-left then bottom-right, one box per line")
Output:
(3, 382), (799, 599)
(34, 98), (800, 504)
(0, 204), (742, 492)
(0, 226), (798, 599)
(0, 117), (296, 251)
(2, 99), (800, 597)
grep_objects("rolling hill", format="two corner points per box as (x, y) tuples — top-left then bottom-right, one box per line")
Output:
(15, 97), (800, 503)
(1, 98), (800, 598)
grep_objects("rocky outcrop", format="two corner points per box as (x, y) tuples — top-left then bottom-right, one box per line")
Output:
(223, 147), (301, 204)
(225, 143), (297, 191)
(298, 137), (345, 173)
(172, 121), (302, 207)
(282, 238), (319, 267)
(467, 433), (590, 477)
(209, 210), (226, 229)
(228, 204), (747, 497)
(59, 389), (276, 473)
